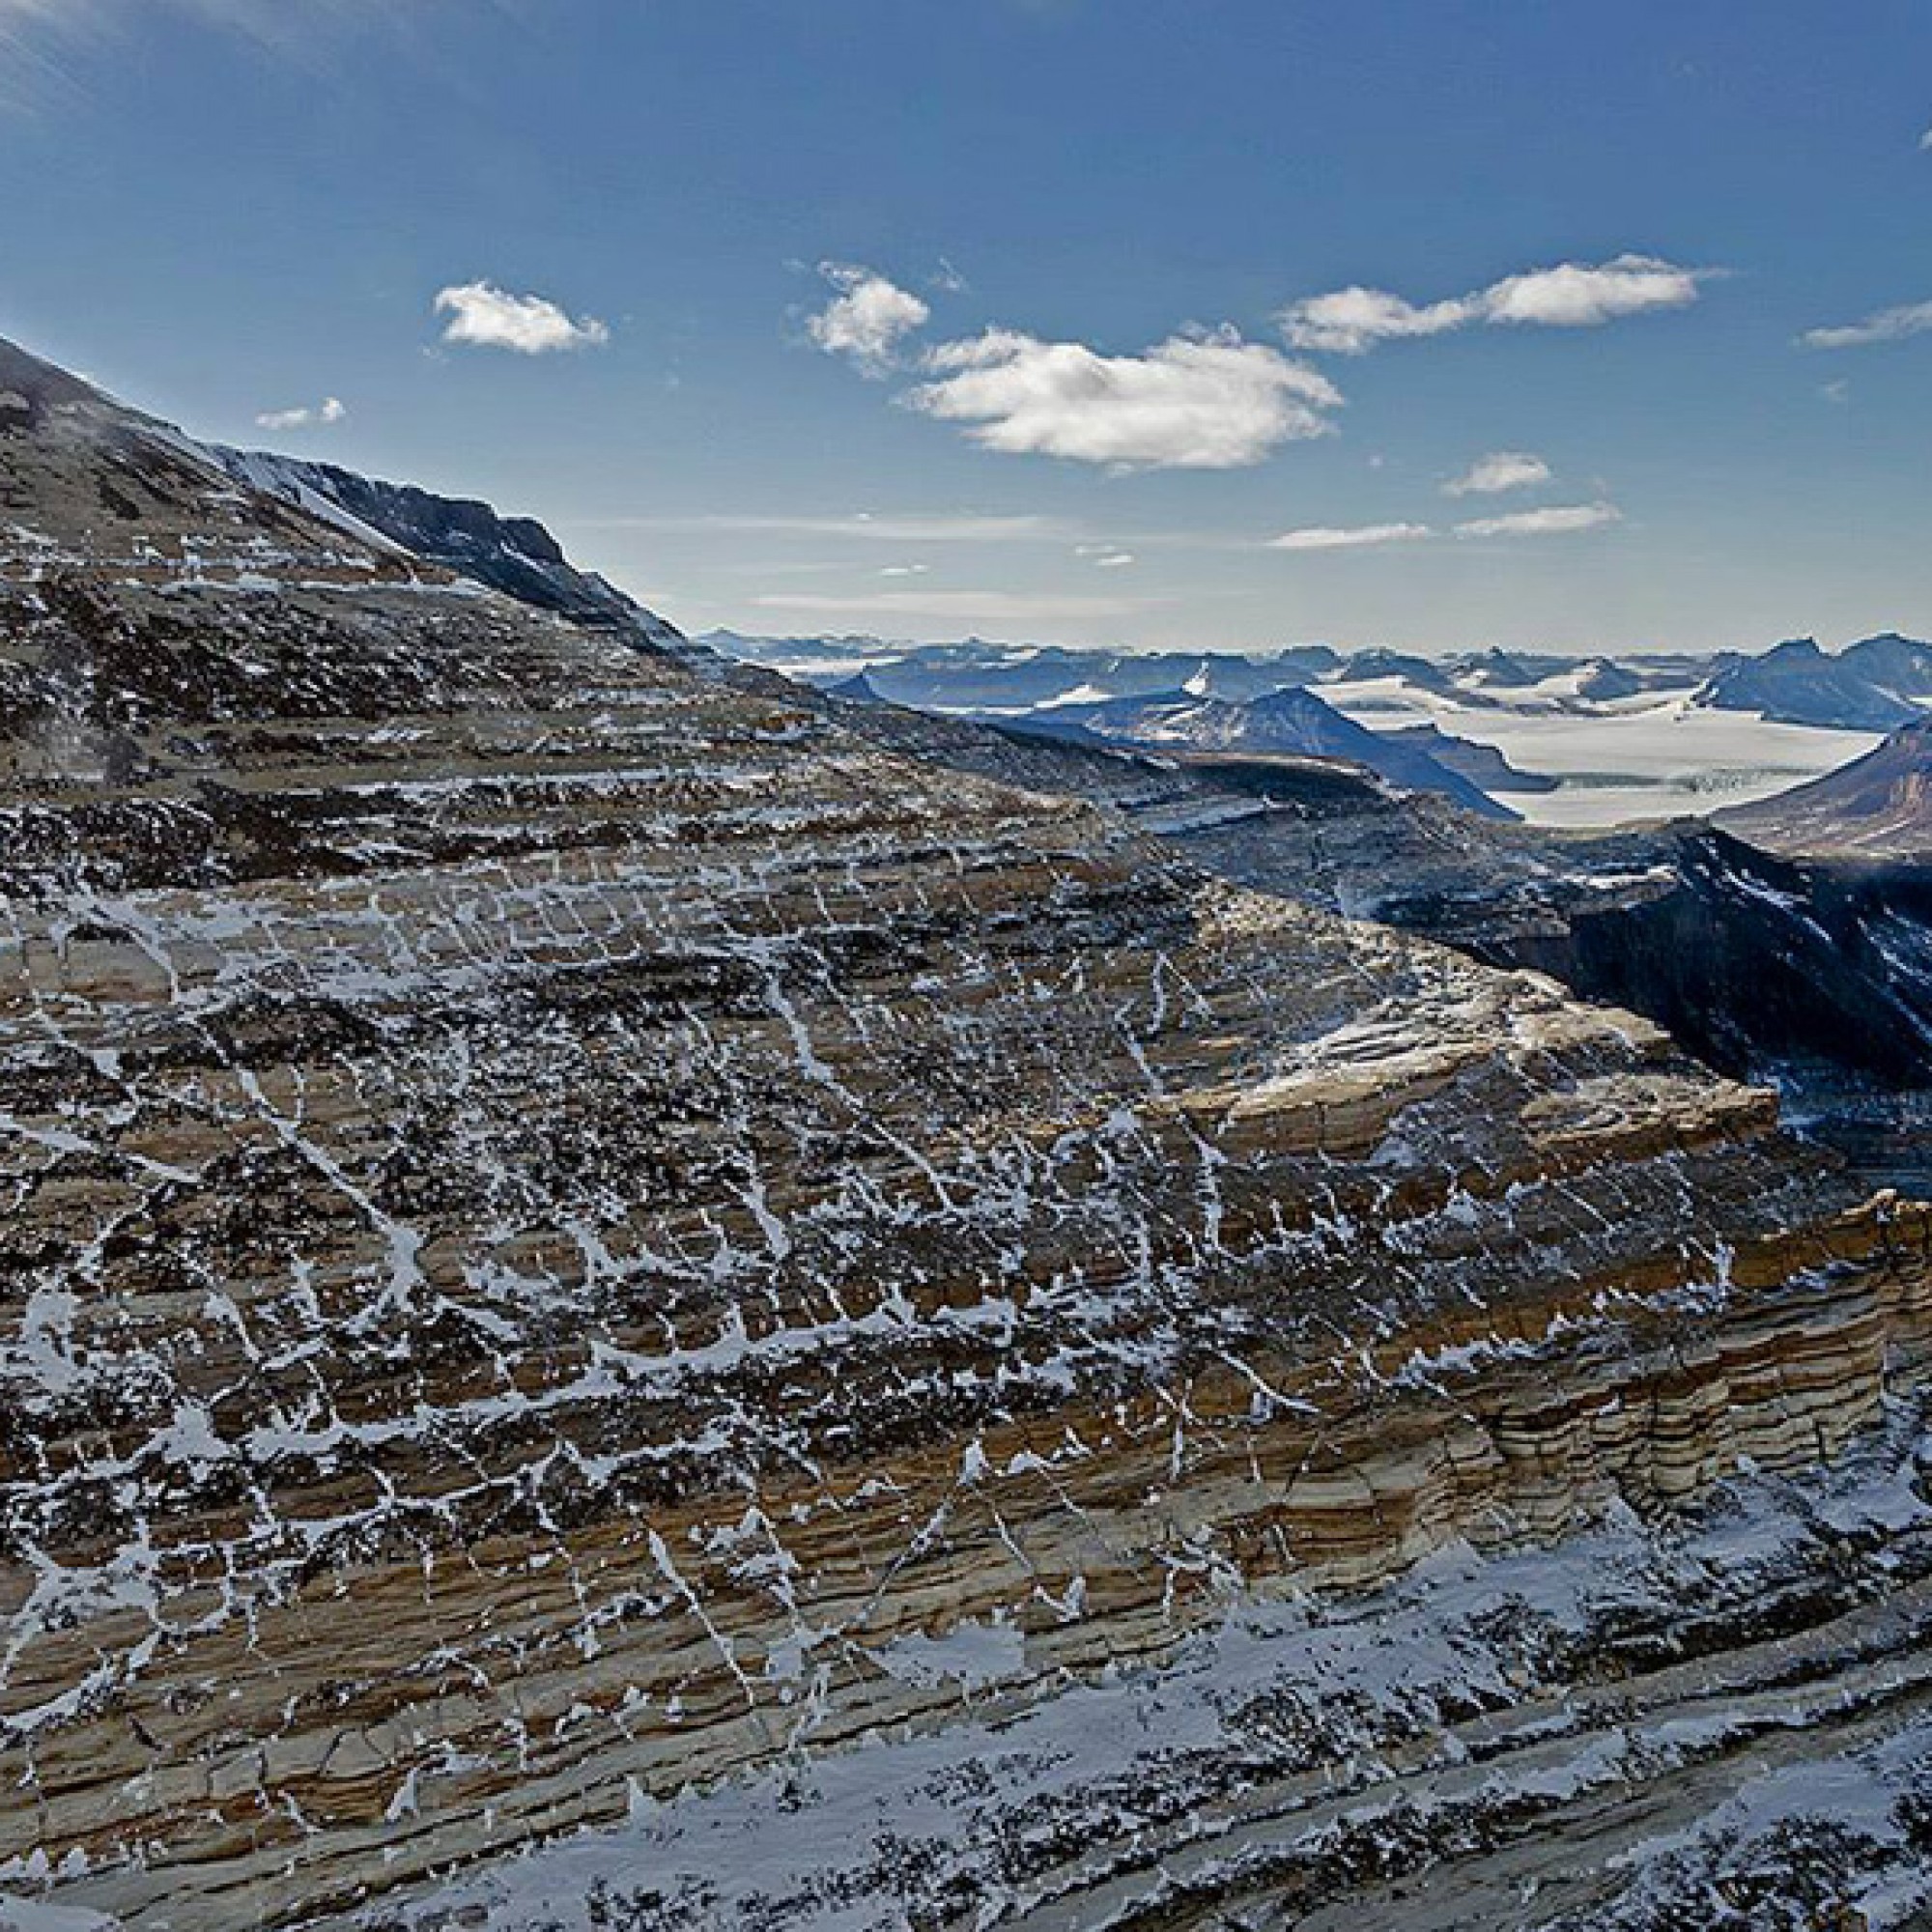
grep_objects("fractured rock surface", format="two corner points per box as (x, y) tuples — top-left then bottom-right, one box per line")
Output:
(0, 338), (1928, 1926)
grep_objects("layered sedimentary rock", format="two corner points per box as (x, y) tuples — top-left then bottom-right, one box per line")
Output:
(1, 337), (1930, 1927)
(838, 699), (1932, 1179)
(357, 1387), (1932, 1931)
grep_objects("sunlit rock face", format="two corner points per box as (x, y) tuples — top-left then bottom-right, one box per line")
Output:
(1, 336), (1929, 1927)
(1722, 718), (1932, 860)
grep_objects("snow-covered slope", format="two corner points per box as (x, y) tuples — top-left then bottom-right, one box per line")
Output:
(289, 1390), (1932, 1932)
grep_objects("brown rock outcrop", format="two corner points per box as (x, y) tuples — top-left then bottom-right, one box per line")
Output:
(1, 336), (1927, 1926)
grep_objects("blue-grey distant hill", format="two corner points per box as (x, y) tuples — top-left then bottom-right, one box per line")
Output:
(1009, 685), (1520, 819)
(1698, 635), (1932, 731)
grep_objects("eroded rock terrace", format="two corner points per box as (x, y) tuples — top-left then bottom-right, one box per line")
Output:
(1, 340), (1927, 1926)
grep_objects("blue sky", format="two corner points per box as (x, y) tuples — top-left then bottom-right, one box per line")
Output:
(2, 0), (1929, 653)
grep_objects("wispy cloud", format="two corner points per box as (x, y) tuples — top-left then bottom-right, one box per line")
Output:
(255, 396), (346, 432)
(434, 280), (610, 355)
(752, 589), (1148, 623)
(1455, 501), (1621, 538)
(806, 263), (931, 376)
(1800, 299), (1932, 350)
(904, 325), (1342, 469)
(1444, 450), (1551, 497)
(0, 0), (495, 38)
(1268, 522), (1433, 552)
(0, 0), (66, 31)
(2, 0), (486, 102)
(1281, 255), (1711, 355)
(579, 511), (1073, 544)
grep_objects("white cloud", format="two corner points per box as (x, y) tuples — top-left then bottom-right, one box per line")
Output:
(1268, 522), (1433, 552)
(1800, 299), (1932, 350)
(1281, 255), (1710, 355)
(434, 280), (611, 355)
(878, 563), (930, 577)
(1444, 450), (1551, 497)
(1820, 378), (1852, 405)
(1920, 127), (1932, 152)
(1481, 257), (1706, 328)
(807, 263), (931, 377)
(904, 325), (1342, 470)
(255, 396), (346, 432)
(1090, 550), (1137, 569)
(1455, 501), (1622, 538)
(1279, 287), (1472, 355)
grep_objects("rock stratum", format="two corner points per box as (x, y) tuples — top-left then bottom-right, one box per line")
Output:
(2, 337), (1931, 1929)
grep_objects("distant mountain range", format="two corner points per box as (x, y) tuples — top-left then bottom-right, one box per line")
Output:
(1696, 634), (1932, 731)
(708, 629), (1932, 823)
(1001, 684), (1520, 819)
(709, 628), (1932, 732)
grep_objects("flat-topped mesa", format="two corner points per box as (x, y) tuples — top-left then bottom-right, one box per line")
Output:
(1, 335), (1928, 1926)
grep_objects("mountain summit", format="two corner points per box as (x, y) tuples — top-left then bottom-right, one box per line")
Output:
(214, 442), (696, 659)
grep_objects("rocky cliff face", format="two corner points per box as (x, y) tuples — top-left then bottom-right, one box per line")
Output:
(2, 336), (1930, 1928)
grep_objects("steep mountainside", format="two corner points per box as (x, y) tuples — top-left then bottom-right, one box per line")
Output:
(3, 336), (1931, 1929)
(1722, 719), (1932, 859)
(812, 690), (1932, 1184)
(215, 444), (696, 658)
(1699, 635), (1932, 731)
